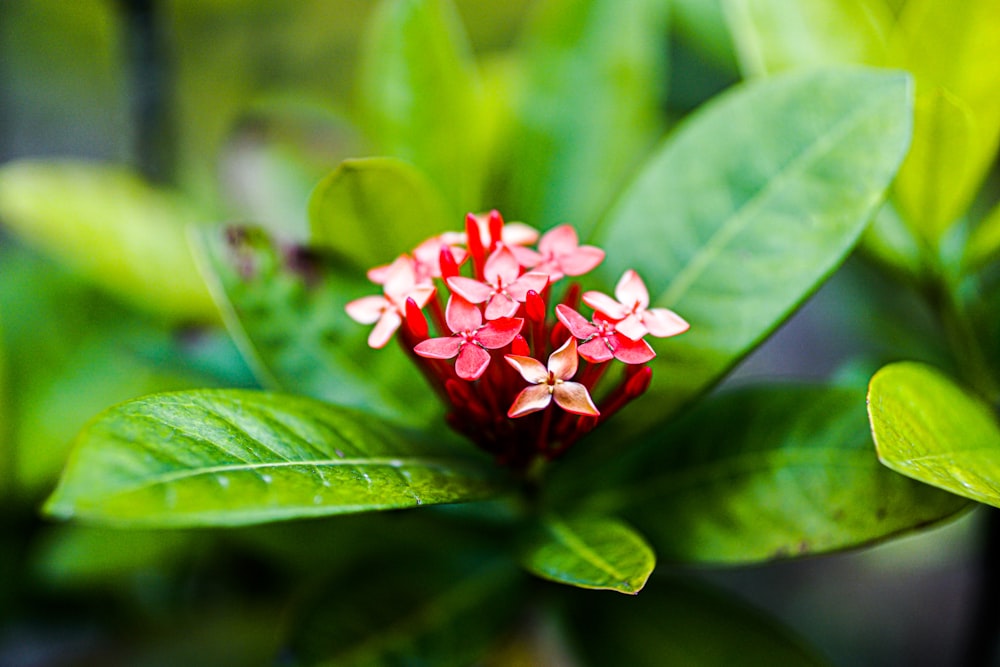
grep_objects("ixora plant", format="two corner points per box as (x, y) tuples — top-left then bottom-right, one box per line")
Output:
(33, 63), (974, 663)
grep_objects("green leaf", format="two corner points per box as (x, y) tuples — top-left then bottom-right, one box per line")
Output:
(889, 0), (1000, 241)
(504, 0), (669, 233)
(964, 200), (1000, 271)
(44, 389), (506, 527)
(869, 361), (1000, 507)
(521, 515), (654, 594)
(308, 157), (450, 268)
(288, 557), (524, 667)
(193, 224), (440, 426)
(358, 0), (485, 213)
(0, 160), (217, 322)
(563, 574), (829, 666)
(567, 385), (967, 564)
(592, 68), (913, 428)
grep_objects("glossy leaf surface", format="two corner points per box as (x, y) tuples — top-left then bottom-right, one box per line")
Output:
(593, 69), (913, 427)
(505, 0), (668, 233)
(564, 575), (828, 666)
(45, 390), (505, 527)
(308, 156), (450, 269)
(569, 385), (967, 564)
(358, 0), (485, 212)
(194, 225), (439, 426)
(0, 160), (216, 321)
(869, 361), (1000, 507)
(521, 515), (655, 594)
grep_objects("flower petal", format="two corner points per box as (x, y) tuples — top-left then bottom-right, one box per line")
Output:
(484, 246), (520, 286)
(614, 314), (647, 341)
(581, 291), (629, 320)
(538, 225), (578, 255)
(485, 293), (519, 320)
(368, 310), (402, 349)
(414, 336), (463, 360)
(555, 304), (597, 339)
(611, 335), (656, 364)
(447, 276), (493, 304)
(455, 343), (491, 380)
(578, 337), (614, 363)
(507, 272), (550, 301)
(382, 256), (419, 298)
(510, 244), (542, 268)
(558, 246), (605, 276)
(507, 384), (553, 418)
(476, 318), (524, 349)
(547, 337), (579, 381)
(553, 382), (599, 416)
(614, 269), (649, 309)
(445, 295), (482, 333)
(642, 308), (690, 338)
(345, 295), (388, 325)
(504, 355), (549, 384)
(502, 222), (540, 246)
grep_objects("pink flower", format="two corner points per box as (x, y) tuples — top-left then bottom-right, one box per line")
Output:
(505, 338), (599, 418)
(524, 225), (605, 281)
(582, 270), (689, 341)
(346, 257), (435, 348)
(447, 246), (550, 319)
(414, 296), (523, 380)
(467, 210), (539, 249)
(555, 304), (655, 364)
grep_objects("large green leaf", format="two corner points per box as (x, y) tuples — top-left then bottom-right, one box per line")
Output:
(287, 557), (523, 667)
(308, 157), (450, 268)
(565, 385), (967, 564)
(521, 514), (654, 594)
(563, 575), (829, 666)
(358, 0), (485, 213)
(44, 389), (506, 527)
(964, 199), (1000, 271)
(504, 0), (668, 233)
(592, 68), (913, 428)
(0, 160), (217, 322)
(193, 224), (439, 426)
(869, 361), (1000, 507)
(889, 0), (1000, 241)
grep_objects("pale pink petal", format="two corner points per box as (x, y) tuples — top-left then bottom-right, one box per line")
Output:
(505, 355), (549, 383)
(382, 256), (419, 298)
(476, 318), (524, 349)
(368, 311), (402, 349)
(406, 284), (437, 310)
(538, 224), (578, 255)
(455, 343), (491, 380)
(483, 246), (520, 285)
(485, 293), (519, 320)
(447, 276), (493, 304)
(507, 384), (553, 418)
(414, 336), (463, 360)
(445, 295), (482, 333)
(581, 291), (629, 319)
(614, 270), (649, 310)
(642, 308), (690, 338)
(556, 304), (598, 339)
(510, 245), (542, 268)
(612, 335), (656, 364)
(547, 337), (579, 380)
(578, 337), (614, 363)
(502, 222), (540, 246)
(507, 272), (550, 301)
(614, 314), (647, 341)
(558, 246), (604, 276)
(553, 382), (599, 416)
(366, 263), (392, 284)
(345, 295), (388, 325)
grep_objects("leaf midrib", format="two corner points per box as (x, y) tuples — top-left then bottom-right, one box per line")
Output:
(546, 518), (628, 586)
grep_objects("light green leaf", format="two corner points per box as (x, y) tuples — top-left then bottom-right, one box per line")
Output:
(504, 0), (668, 233)
(567, 385), (967, 564)
(193, 224), (439, 426)
(521, 515), (654, 594)
(592, 68), (913, 429)
(308, 157), (450, 268)
(0, 160), (217, 322)
(964, 200), (1000, 271)
(869, 361), (1000, 507)
(563, 575), (829, 666)
(725, 0), (894, 77)
(890, 0), (1000, 241)
(288, 558), (523, 667)
(358, 0), (485, 213)
(44, 389), (506, 527)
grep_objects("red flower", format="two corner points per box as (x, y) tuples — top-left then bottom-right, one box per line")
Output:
(414, 296), (523, 380)
(505, 338), (599, 418)
(583, 270), (688, 341)
(346, 257), (435, 348)
(555, 304), (655, 364)
(447, 246), (550, 319)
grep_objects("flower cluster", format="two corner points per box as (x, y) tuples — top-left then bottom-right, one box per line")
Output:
(346, 211), (688, 470)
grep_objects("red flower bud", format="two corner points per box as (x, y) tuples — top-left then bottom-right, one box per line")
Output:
(405, 297), (429, 339)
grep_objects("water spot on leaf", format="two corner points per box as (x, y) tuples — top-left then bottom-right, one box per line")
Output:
(334, 449), (345, 458)
(217, 475), (229, 489)
(313, 495), (323, 505)
(261, 473), (273, 484)
(389, 459), (403, 468)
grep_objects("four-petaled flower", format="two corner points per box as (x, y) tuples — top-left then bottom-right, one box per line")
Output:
(583, 270), (689, 341)
(448, 246), (550, 319)
(414, 295), (524, 380)
(505, 338), (599, 418)
(514, 224), (605, 281)
(556, 304), (655, 364)
(345, 257), (435, 348)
